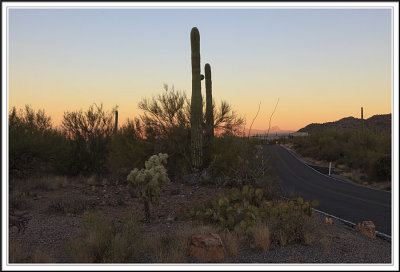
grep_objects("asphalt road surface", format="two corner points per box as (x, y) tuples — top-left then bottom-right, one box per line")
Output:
(264, 145), (392, 236)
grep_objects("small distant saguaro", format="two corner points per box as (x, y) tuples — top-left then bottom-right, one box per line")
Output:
(114, 110), (118, 134)
(361, 107), (364, 131)
(190, 27), (203, 169)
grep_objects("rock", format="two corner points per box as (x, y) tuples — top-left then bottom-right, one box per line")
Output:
(189, 233), (226, 262)
(200, 169), (211, 183)
(355, 221), (376, 239)
(170, 188), (181, 195)
(182, 173), (201, 185)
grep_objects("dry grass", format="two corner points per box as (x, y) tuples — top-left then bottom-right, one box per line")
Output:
(11, 175), (69, 193)
(9, 190), (30, 212)
(33, 248), (56, 263)
(142, 227), (191, 263)
(9, 241), (30, 263)
(220, 230), (239, 256)
(48, 192), (93, 215)
(141, 223), (239, 263)
(302, 215), (324, 246)
(68, 210), (141, 263)
(319, 236), (332, 255)
(250, 223), (271, 252)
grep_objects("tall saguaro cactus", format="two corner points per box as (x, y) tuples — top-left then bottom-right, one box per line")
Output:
(204, 63), (214, 166)
(190, 27), (203, 169)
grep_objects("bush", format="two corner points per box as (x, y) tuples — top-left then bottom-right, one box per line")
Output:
(137, 85), (244, 179)
(208, 135), (274, 188)
(107, 119), (153, 182)
(190, 186), (317, 247)
(62, 103), (117, 176)
(290, 129), (391, 183)
(9, 105), (71, 179)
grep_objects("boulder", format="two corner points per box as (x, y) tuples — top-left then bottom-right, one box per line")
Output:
(355, 221), (376, 239)
(200, 169), (211, 183)
(182, 173), (201, 185)
(189, 233), (226, 262)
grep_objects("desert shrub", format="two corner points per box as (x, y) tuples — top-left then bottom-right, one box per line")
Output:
(137, 85), (244, 179)
(208, 135), (274, 188)
(107, 119), (152, 182)
(62, 103), (117, 176)
(107, 213), (142, 262)
(127, 153), (170, 221)
(67, 211), (141, 263)
(8, 105), (71, 179)
(48, 192), (93, 215)
(290, 129), (391, 183)
(190, 186), (317, 247)
(67, 211), (115, 262)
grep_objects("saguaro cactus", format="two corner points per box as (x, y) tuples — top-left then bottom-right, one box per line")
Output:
(114, 110), (118, 134)
(361, 107), (364, 131)
(204, 63), (214, 166)
(190, 27), (203, 169)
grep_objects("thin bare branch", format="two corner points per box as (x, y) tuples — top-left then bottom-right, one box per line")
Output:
(248, 101), (261, 139)
(266, 98), (280, 138)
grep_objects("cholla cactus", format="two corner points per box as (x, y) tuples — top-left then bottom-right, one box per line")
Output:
(127, 153), (170, 221)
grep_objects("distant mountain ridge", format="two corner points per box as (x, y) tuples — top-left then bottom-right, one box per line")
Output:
(298, 114), (391, 134)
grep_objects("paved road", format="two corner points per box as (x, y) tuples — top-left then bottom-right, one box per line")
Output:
(264, 145), (392, 236)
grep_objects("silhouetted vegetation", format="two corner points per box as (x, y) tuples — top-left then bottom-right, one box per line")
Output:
(9, 106), (70, 179)
(289, 129), (391, 182)
(62, 103), (117, 177)
(9, 85), (247, 184)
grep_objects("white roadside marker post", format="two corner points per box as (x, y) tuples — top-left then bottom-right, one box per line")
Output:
(329, 162), (332, 176)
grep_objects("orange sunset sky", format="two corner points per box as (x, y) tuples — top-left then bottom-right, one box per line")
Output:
(7, 6), (393, 132)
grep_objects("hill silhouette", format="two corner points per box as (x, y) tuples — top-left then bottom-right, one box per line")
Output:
(298, 114), (391, 134)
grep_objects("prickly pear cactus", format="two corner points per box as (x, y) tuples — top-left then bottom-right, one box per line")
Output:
(190, 185), (317, 235)
(190, 27), (203, 169)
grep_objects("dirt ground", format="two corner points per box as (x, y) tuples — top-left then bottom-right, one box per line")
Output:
(8, 179), (391, 265)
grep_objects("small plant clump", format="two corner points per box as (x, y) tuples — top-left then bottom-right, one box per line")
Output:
(190, 185), (318, 245)
(48, 193), (93, 215)
(127, 153), (170, 221)
(67, 211), (141, 263)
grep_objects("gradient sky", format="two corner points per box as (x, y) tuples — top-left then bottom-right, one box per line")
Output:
(8, 8), (392, 131)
